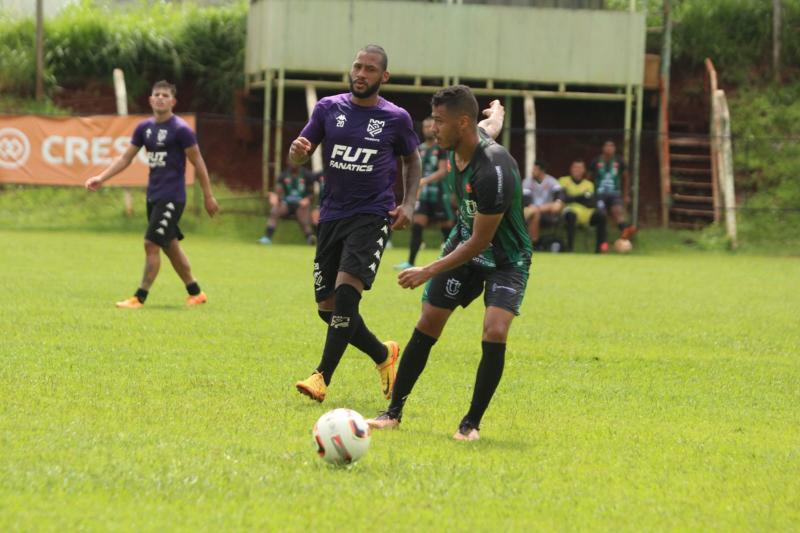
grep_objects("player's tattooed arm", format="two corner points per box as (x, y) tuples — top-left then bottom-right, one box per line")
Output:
(478, 99), (505, 140)
(390, 150), (422, 230)
(398, 212), (503, 289)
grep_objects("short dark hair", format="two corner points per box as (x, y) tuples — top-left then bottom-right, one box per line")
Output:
(534, 160), (546, 170)
(152, 80), (177, 97)
(431, 85), (479, 122)
(358, 44), (388, 71)
(572, 159), (586, 166)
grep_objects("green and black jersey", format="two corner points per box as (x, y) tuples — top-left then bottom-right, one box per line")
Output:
(418, 142), (449, 203)
(447, 129), (532, 272)
(277, 168), (313, 205)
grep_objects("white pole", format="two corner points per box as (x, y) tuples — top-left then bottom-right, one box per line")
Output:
(523, 93), (536, 179)
(305, 84), (323, 174)
(716, 90), (738, 248)
(113, 69), (128, 116)
(113, 68), (133, 216)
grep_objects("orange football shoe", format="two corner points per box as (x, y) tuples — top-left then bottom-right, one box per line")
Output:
(377, 341), (400, 399)
(115, 296), (143, 309)
(186, 292), (208, 306)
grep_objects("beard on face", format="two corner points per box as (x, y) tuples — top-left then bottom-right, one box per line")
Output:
(349, 76), (382, 99)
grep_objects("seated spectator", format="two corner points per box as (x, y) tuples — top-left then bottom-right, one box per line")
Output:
(259, 161), (315, 245)
(522, 160), (563, 248)
(589, 140), (637, 240)
(559, 159), (608, 253)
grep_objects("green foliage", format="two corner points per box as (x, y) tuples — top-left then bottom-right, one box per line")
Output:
(177, 6), (247, 112)
(1, 229), (799, 530)
(672, 0), (773, 77)
(0, 16), (53, 96)
(609, 0), (800, 80)
(0, 95), (68, 115)
(728, 84), (800, 250)
(0, 0), (246, 112)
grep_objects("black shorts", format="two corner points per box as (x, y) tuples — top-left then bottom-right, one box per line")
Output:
(422, 263), (529, 316)
(596, 193), (623, 211)
(283, 202), (300, 218)
(313, 214), (391, 301)
(145, 200), (185, 248)
(415, 199), (454, 222)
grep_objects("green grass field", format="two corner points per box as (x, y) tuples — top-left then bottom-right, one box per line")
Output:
(1, 227), (799, 531)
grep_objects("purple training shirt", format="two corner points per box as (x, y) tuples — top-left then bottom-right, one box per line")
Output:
(300, 93), (419, 223)
(130, 115), (197, 203)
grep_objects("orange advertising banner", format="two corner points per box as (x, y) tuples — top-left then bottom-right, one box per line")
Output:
(0, 114), (196, 186)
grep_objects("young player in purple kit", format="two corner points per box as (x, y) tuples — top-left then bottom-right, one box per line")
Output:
(291, 45), (422, 403)
(85, 80), (219, 308)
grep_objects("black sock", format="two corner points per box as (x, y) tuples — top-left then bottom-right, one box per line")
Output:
(592, 211), (608, 251)
(134, 288), (148, 303)
(408, 223), (423, 265)
(316, 284), (362, 385)
(387, 328), (437, 418)
(441, 227), (451, 241)
(618, 222), (627, 232)
(565, 212), (576, 251)
(464, 341), (506, 428)
(185, 282), (201, 296)
(318, 309), (387, 364)
(266, 226), (275, 239)
(317, 309), (332, 324)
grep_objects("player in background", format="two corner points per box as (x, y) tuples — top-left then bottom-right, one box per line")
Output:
(85, 80), (218, 308)
(522, 160), (564, 247)
(259, 160), (315, 245)
(560, 159), (608, 253)
(289, 45), (422, 403)
(394, 117), (453, 270)
(589, 140), (637, 240)
(368, 85), (531, 441)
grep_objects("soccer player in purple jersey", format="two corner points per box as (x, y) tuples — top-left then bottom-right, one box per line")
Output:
(290, 45), (422, 403)
(85, 80), (219, 308)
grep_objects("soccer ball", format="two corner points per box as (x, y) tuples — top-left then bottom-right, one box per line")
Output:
(614, 238), (633, 253)
(313, 408), (371, 465)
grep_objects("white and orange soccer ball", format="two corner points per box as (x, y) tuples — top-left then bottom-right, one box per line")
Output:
(313, 408), (371, 465)
(614, 238), (633, 254)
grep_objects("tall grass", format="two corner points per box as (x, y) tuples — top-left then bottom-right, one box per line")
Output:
(0, 0), (246, 112)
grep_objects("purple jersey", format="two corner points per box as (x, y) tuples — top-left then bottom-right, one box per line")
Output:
(300, 93), (419, 222)
(130, 115), (197, 202)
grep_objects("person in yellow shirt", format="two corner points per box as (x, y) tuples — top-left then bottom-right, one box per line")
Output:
(559, 159), (608, 253)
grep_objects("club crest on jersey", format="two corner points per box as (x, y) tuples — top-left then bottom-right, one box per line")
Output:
(157, 129), (167, 144)
(445, 278), (461, 298)
(463, 199), (477, 217)
(366, 119), (384, 137)
(335, 114), (347, 128)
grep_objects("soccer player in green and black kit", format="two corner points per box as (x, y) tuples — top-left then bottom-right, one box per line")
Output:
(259, 161), (315, 245)
(368, 85), (532, 441)
(395, 117), (453, 269)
